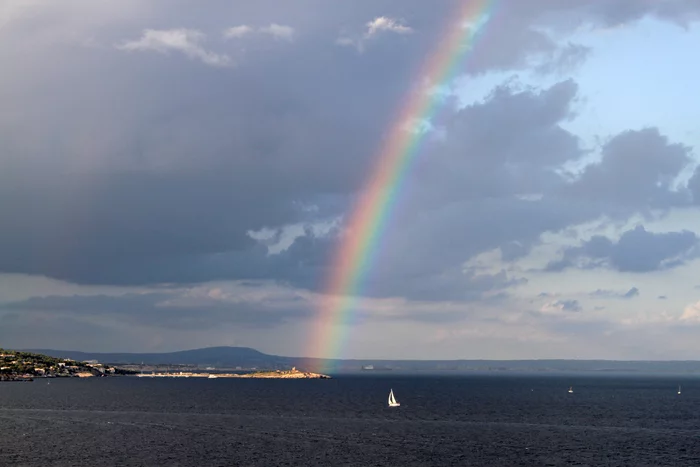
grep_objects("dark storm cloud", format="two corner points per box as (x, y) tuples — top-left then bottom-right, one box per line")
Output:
(428, 79), (583, 200)
(371, 268), (528, 303)
(0, 311), (128, 352)
(548, 226), (699, 272)
(1, 75), (590, 295)
(563, 128), (692, 212)
(1, 0), (699, 303)
(0, 291), (312, 330)
(366, 80), (588, 276)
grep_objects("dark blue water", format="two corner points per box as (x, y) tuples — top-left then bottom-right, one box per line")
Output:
(1, 374), (699, 466)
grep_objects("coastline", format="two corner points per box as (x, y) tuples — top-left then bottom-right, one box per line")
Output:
(0, 375), (34, 382)
(132, 369), (331, 379)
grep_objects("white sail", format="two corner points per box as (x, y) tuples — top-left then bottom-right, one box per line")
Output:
(388, 389), (400, 407)
(678, 385), (681, 394)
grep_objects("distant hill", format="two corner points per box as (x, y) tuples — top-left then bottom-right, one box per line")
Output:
(22, 347), (700, 374)
(25, 346), (294, 369)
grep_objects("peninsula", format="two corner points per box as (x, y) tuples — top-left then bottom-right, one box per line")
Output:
(136, 367), (330, 379)
(2, 348), (330, 380)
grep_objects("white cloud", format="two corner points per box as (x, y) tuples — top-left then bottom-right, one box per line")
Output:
(365, 16), (413, 37)
(680, 301), (700, 322)
(223, 24), (295, 42)
(259, 23), (295, 41)
(117, 29), (231, 67)
(337, 16), (413, 52)
(223, 25), (254, 39)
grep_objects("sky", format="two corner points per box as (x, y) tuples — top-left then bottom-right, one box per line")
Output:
(1, 0), (700, 360)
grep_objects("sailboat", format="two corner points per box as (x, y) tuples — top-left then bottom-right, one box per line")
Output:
(568, 386), (574, 393)
(678, 385), (681, 395)
(388, 389), (400, 407)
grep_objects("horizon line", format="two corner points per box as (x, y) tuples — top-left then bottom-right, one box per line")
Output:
(15, 346), (700, 363)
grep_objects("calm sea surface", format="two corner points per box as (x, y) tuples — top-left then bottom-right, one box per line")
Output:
(1, 374), (699, 466)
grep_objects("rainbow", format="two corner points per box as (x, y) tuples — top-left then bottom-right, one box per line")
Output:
(307, 0), (498, 371)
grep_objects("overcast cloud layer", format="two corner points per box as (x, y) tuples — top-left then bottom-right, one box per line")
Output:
(1, 0), (700, 358)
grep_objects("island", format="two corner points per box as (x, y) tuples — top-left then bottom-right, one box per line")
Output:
(0, 348), (135, 381)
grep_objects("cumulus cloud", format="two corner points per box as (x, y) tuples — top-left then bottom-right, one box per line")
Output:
(366, 16), (413, 36)
(337, 16), (413, 51)
(547, 226), (699, 272)
(563, 128), (692, 212)
(117, 29), (231, 67)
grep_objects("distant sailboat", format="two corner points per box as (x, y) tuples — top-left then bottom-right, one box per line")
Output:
(388, 389), (400, 407)
(678, 385), (681, 395)
(568, 386), (574, 393)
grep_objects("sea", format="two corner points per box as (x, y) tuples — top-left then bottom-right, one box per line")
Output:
(1, 373), (699, 466)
